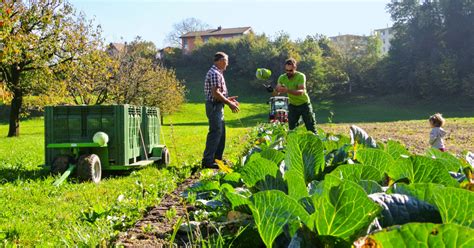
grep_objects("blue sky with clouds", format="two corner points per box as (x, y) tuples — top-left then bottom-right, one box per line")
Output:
(70, 0), (393, 48)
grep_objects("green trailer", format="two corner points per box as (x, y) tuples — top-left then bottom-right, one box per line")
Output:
(45, 104), (170, 185)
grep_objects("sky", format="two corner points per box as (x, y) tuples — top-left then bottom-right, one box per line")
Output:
(69, 0), (393, 48)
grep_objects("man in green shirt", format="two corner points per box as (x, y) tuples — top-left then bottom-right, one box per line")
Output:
(275, 58), (316, 133)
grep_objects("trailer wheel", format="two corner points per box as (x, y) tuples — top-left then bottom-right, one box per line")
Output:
(77, 154), (102, 183)
(51, 155), (71, 174)
(161, 147), (170, 165)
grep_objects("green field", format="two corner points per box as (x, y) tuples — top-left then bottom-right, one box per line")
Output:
(179, 66), (474, 123)
(0, 118), (178, 246)
(0, 103), (262, 246)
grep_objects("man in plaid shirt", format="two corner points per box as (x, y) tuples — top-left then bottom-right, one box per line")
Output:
(202, 52), (239, 168)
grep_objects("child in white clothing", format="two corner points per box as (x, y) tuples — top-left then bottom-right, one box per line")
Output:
(429, 113), (447, 152)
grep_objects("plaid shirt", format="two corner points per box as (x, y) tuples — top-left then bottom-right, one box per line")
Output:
(204, 65), (228, 102)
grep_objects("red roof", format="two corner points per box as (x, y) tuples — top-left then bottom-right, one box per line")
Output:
(180, 26), (252, 38)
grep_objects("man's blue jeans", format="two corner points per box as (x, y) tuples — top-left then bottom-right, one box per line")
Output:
(202, 101), (225, 166)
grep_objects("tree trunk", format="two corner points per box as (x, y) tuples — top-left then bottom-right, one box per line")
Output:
(7, 71), (22, 137)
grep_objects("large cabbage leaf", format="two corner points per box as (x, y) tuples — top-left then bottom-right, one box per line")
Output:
(387, 157), (414, 182)
(426, 148), (463, 172)
(350, 125), (377, 148)
(323, 134), (351, 153)
(385, 140), (410, 160)
(356, 148), (394, 174)
(329, 164), (384, 184)
(241, 157), (286, 191)
(390, 183), (474, 228)
(411, 156), (459, 187)
(367, 223), (474, 247)
(249, 190), (310, 248)
(387, 156), (459, 186)
(433, 187), (474, 228)
(221, 184), (251, 212)
(285, 132), (325, 182)
(260, 148), (285, 165)
(284, 132), (325, 200)
(358, 180), (384, 194)
(310, 175), (381, 241)
(368, 193), (441, 227)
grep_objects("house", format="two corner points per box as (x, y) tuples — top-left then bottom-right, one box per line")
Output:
(374, 27), (394, 55)
(180, 26), (252, 53)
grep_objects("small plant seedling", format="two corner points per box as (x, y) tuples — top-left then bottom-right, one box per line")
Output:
(165, 206), (177, 221)
(186, 191), (197, 205)
(141, 223), (154, 234)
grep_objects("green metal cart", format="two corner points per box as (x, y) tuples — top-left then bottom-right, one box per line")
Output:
(45, 104), (170, 185)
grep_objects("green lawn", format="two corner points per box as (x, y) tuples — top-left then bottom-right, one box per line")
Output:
(162, 102), (267, 165)
(177, 66), (474, 124)
(0, 118), (177, 246)
(314, 94), (474, 123)
(0, 103), (261, 246)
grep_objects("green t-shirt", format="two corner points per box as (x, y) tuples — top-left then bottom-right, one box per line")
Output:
(277, 71), (310, 106)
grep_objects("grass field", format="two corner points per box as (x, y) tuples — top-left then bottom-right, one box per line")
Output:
(0, 103), (262, 246)
(178, 66), (474, 123)
(0, 118), (178, 246)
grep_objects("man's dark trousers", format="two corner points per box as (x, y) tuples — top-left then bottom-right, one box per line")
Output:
(288, 103), (316, 133)
(202, 101), (225, 166)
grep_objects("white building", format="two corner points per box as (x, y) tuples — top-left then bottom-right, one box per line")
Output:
(374, 27), (394, 55)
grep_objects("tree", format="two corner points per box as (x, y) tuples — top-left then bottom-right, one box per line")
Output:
(0, 81), (12, 104)
(297, 35), (325, 94)
(58, 48), (118, 105)
(384, 0), (474, 99)
(109, 37), (186, 115)
(328, 35), (381, 94)
(164, 17), (210, 48)
(0, 0), (102, 137)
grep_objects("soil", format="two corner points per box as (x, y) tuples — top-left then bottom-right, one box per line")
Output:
(115, 173), (202, 248)
(320, 120), (474, 156)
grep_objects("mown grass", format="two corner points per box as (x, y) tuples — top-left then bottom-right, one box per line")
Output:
(315, 94), (474, 123)
(0, 118), (178, 246)
(162, 103), (267, 165)
(176, 65), (474, 123)
(0, 103), (261, 246)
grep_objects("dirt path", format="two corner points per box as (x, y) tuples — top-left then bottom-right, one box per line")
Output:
(115, 174), (201, 247)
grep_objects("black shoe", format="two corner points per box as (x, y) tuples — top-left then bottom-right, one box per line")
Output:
(202, 162), (219, 169)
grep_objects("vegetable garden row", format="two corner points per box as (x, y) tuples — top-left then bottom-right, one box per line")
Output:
(180, 124), (473, 247)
